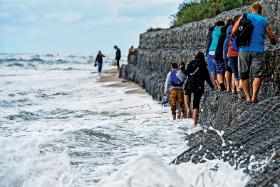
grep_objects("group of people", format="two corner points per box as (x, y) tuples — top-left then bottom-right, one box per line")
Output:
(94, 45), (122, 76)
(164, 2), (277, 127)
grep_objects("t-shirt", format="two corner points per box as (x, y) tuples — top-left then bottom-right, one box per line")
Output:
(209, 26), (223, 52)
(240, 13), (269, 52)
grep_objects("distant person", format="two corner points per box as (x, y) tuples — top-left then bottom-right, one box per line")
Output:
(95, 50), (105, 77)
(127, 46), (135, 63)
(114, 45), (121, 72)
(164, 62), (186, 120)
(232, 3), (277, 103)
(181, 52), (214, 127)
(208, 20), (225, 90)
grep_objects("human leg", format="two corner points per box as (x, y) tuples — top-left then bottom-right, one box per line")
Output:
(178, 90), (185, 119)
(184, 91), (191, 118)
(251, 52), (265, 103)
(252, 78), (262, 102)
(192, 92), (202, 127)
(169, 89), (178, 120)
(116, 59), (120, 72)
(216, 60), (225, 90)
(238, 52), (252, 102)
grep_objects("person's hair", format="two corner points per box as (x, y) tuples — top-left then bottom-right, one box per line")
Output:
(233, 15), (240, 24)
(226, 19), (232, 26)
(180, 62), (185, 66)
(114, 45), (117, 49)
(171, 63), (178, 69)
(215, 20), (225, 26)
(252, 2), (262, 14)
(195, 52), (206, 64)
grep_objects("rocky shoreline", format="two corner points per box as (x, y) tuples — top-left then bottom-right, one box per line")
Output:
(121, 0), (280, 186)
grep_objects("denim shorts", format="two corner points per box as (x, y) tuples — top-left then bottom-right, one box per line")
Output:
(228, 57), (239, 81)
(238, 52), (264, 80)
(208, 54), (217, 80)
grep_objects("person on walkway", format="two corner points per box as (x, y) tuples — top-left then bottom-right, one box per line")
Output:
(114, 45), (121, 72)
(226, 15), (241, 94)
(164, 63), (186, 120)
(232, 3), (277, 102)
(95, 50), (105, 77)
(181, 52), (214, 127)
(219, 19), (233, 92)
(206, 25), (216, 88)
(209, 21), (225, 90)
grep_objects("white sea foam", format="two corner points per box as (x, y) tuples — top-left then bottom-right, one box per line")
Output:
(99, 153), (250, 187)
(0, 54), (251, 187)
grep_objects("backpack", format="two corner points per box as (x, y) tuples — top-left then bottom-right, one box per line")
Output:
(235, 14), (254, 47)
(185, 61), (204, 93)
(170, 70), (184, 87)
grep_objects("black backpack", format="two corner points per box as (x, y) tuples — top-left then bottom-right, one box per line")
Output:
(235, 14), (254, 47)
(185, 60), (204, 93)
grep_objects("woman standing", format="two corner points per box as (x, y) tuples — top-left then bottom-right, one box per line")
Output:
(95, 50), (105, 77)
(181, 52), (214, 127)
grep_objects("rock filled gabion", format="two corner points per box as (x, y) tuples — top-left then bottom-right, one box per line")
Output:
(123, 0), (280, 186)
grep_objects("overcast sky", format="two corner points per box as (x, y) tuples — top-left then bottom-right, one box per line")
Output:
(0, 0), (181, 56)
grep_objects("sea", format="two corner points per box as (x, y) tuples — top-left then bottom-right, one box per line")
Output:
(0, 54), (249, 187)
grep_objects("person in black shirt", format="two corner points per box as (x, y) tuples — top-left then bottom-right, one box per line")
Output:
(95, 50), (105, 76)
(181, 52), (214, 127)
(114, 45), (121, 72)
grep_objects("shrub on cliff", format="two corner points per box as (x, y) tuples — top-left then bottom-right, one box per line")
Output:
(172, 0), (257, 27)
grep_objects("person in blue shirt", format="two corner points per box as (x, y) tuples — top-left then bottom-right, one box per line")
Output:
(232, 2), (277, 103)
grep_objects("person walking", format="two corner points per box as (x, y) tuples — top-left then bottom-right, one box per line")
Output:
(226, 15), (241, 94)
(114, 45), (121, 72)
(208, 21), (226, 90)
(181, 52), (214, 127)
(95, 50), (105, 77)
(164, 63), (186, 120)
(232, 3), (277, 103)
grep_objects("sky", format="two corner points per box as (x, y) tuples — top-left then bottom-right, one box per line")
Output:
(0, 0), (182, 56)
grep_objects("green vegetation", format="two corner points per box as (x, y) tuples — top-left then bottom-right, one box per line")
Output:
(172, 0), (257, 27)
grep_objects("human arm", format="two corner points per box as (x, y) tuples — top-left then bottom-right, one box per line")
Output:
(164, 72), (171, 94)
(231, 17), (242, 35)
(203, 65), (214, 89)
(266, 25), (277, 45)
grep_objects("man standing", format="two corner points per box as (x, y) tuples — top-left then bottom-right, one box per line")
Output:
(114, 45), (121, 72)
(164, 63), (186, 120)
(232, 3), (277, 103)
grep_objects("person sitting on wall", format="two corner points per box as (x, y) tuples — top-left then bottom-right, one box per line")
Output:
(127, 46), (135, 63)
(181, 52), (214, 127)
(164, 62), (186, 120)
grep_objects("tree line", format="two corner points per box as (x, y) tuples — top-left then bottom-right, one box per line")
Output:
(171, 0), (257, 27)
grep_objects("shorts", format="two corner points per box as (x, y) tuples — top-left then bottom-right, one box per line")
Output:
(184, 90), (202, 109)
(224, 59), (232, 73)
(169, 88), (184, 116)
(238, 52), (264, 80)
(208, 54), (217, 80)
(228, 57), (239, 81)
(216, 60), (224, 74)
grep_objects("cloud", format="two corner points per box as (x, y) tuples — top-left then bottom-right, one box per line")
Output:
(45, 12), (83, 24)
